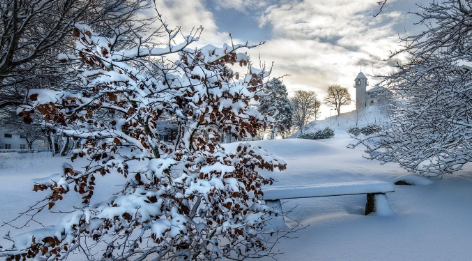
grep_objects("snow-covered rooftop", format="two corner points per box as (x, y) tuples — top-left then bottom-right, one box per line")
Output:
(367, 85), (386, 93)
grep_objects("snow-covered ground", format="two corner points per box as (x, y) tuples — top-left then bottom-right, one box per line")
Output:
(244, 135), (472, 260)
(2, 129), (472, 260)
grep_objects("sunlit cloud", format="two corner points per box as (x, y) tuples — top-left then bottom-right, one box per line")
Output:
(153, 0), (418, 116)
(249, 0), (408, 115)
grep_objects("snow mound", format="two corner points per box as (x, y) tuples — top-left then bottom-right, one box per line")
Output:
(372, 194), (396, 216)
(394, 175), (433, 186)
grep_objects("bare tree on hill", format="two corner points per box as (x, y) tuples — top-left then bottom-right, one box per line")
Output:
(291, 90), (321, 133)
(324, 84), (351, 116)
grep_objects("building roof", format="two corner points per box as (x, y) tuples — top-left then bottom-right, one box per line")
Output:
(355, 72), (367, 79)
(367, 85), (387, 93)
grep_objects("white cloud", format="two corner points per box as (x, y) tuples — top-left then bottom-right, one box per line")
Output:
(250, 0), (408, 117)
(153, 0), (229, 45)
(212, 0), (274, 13)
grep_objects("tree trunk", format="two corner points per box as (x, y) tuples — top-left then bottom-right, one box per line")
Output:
(60, 137), (70, 156)
(50, 133), (56, 156)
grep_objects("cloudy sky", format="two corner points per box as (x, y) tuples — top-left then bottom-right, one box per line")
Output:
(154, 0), (429, 117)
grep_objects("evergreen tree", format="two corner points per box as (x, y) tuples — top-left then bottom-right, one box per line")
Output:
(259, 78), (293, 138)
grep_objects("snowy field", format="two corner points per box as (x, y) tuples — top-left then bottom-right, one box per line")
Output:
(250, 135), (472, 260)
(2, 130), (472, 260)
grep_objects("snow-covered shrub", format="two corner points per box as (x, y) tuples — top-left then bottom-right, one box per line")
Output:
(394, 175), (433, 186)
(360, 125), (382, 136)
(299, 127), (334, 140)
(3, 21), (288, 260)
(298, 133), (312, 139)
(348, 125), (381, 137)
(348, 127), (362, 137)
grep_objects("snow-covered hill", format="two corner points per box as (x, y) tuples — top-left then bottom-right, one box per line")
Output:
(293, 105), (389, 137)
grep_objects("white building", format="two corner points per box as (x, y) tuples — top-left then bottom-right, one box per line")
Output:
(0, 128), (47, 151)
(353, 72), (389, 110)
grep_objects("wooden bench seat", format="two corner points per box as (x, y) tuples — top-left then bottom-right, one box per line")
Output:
(262, 181), (395, 229)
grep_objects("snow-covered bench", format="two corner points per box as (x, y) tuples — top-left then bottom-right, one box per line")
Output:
(263, 181), (395, 228)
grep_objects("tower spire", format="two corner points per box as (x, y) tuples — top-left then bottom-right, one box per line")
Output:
(354, 72), (368, 110)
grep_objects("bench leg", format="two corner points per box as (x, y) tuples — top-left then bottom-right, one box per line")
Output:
(365, 193), (395, 216)
(264, 199), (287, 230)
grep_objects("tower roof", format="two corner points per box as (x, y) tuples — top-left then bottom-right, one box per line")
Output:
(356, 72), (367, 79)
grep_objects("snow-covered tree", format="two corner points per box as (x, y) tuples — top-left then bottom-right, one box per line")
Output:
(15, 124), (44, 150)
(291, 90), (321, 133)
(1, 16), (289, 260)
(0, 108), (46, 150)
(258, 78), (293, 138)
(324, 85), (351, 116)
(352, 0), (472, 176)
(0, 0), (152, 116)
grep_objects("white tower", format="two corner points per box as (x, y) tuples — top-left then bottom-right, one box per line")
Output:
(354, 72), (368, 110)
